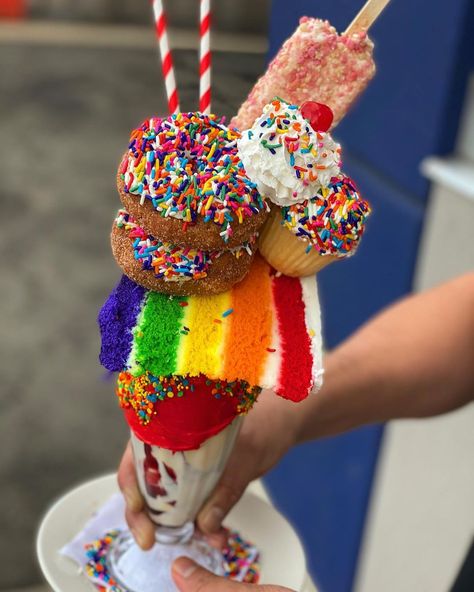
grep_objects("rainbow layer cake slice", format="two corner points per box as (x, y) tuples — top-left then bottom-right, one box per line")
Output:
(99, 254), (323, 405)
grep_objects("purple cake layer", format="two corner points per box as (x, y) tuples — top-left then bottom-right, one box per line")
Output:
(98, 275), (145, 371)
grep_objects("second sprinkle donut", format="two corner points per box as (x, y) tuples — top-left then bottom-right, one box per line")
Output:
(111, 210), (256, 295)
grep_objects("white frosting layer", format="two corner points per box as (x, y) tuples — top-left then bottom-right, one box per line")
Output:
(301, 275), (324, 392)
(237, 100), (341, 207)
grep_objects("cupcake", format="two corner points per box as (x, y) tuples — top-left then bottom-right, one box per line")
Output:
(238, 98), (371, 277)
(259, 175), (371, 275)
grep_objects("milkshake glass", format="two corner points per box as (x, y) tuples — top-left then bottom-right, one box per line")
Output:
(106, 417), (242, 592)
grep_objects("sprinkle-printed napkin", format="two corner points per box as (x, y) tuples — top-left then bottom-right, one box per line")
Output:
(60, 493), (260, 591)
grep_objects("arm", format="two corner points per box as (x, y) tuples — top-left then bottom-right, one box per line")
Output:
(295, 272), (474, 443)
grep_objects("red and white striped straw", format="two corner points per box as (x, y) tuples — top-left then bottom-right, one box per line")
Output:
(199, 0), (211, 113)
(152, 0), (180, 115)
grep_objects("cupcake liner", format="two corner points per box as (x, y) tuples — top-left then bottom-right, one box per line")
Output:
(258, 208), (337, 277)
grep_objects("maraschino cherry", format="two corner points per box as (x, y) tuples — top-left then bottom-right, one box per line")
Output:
(300, 101), (334, 132)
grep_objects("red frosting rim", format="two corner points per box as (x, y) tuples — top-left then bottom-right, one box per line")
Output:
(119, 374), (259, 450)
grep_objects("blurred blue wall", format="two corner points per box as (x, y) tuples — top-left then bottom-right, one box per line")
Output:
(263, 1), (474, 591)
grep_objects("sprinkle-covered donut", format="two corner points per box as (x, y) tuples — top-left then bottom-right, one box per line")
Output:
(111, 210), (256, 295)
(117, 113), (269, 250)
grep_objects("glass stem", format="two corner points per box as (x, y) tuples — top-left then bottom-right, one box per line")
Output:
(154, 521), (195, 545)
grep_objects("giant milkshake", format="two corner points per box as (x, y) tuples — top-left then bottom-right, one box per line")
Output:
(97, 111), (325, 590)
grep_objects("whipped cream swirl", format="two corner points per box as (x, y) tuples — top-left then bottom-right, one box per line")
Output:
(237, 99), (341, 206)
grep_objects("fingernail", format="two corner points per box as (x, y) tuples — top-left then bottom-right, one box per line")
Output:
(201, 506), (224, 533)
(124, 486), (143, 513)
(173, 557), (198, 578)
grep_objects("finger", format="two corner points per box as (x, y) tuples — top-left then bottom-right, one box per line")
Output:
(125, 505), (155, 550)
(117, 441), (144, 513)
(202, 527), (229, 551)
(172, 558), (294, 592)
(197, 436), (255, 534)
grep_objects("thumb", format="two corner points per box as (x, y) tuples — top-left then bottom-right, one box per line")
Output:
(197, 475), (247, 535)
(172, 558), (294, 592)
(172, 558), (236, 591)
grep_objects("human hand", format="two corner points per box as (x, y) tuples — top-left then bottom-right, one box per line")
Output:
(172, 557), (294, 592)
(196, 390), (299, 534)
(118, 389), (300, 548)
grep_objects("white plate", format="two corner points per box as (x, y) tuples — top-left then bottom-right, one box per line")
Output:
(37, 474), (308, 591)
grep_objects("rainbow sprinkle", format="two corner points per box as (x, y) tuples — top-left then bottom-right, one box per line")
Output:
(84, 529), (260, 590)
(116, 371), (261, 425)
(281, 175), (371, 256)
(222, 529), (260, 583)
(115, 210), (255, 282)
(84, 531), (122, 591)
(121, 113), (266, 243)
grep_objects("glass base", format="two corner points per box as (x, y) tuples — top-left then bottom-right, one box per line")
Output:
(106, 528), (224, 592)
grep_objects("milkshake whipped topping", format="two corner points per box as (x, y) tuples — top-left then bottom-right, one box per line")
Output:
(238, 98), (341, 206)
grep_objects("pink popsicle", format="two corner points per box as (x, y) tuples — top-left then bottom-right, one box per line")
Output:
(231, 17), (375, 130)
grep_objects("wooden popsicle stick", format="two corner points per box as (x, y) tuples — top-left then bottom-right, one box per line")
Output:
(344, 0), (391, 35)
